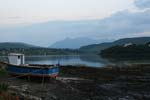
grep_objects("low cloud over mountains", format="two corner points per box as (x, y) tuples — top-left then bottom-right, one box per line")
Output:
(134, 0), (150, 9)
(0, 0), (149, 47)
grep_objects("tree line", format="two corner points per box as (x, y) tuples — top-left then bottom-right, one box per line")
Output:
(100, 42), (150, 59)
(0, 48), (79, 56)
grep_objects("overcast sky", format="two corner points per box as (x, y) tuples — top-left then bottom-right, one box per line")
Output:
(0, 0), (150, 46)
(0, 0), (134, 26)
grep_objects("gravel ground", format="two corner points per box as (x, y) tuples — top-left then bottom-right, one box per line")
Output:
(0, 64), (150, 100)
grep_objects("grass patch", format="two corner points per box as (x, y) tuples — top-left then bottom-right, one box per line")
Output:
(0, 69), (7, 77)
(0, 83), (9, 93)
(0, 83), (19, 100)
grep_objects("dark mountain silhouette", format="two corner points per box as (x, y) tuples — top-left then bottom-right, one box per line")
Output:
(0, 42), (37, 49)
(80, 37), (150, 54)
(50, 37), (98, 49)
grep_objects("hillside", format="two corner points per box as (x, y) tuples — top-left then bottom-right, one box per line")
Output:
(0, 42), (79, 56)
(79, 37), (150, 54)
(100, 43), (150, 59)
(0, 42), (37, 49)
(50, 37), (98, 49)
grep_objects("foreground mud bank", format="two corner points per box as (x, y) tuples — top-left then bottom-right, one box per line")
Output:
(0, 64), (150, 100)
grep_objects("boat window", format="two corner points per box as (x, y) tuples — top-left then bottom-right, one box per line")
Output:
(18, 56), (20, 59)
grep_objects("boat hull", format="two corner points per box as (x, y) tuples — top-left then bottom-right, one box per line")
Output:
(6, 64), (59, 78)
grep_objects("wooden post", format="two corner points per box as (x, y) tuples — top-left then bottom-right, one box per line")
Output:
(42, 69), (44, 86)
(28, 74), (30, 81)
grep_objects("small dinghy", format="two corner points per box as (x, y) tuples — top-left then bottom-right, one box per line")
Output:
(6, 53), (59, 78)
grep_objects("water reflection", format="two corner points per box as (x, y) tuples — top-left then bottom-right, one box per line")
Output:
(1, 55), (150, 67)
(25, 55), (109, 67)
(80, 55), (108, 63)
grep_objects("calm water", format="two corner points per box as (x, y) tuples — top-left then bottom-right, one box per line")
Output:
(25, 55), (110, 67)
(1, 55), (150, 67)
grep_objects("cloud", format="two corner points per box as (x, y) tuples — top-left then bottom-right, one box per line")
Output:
(0, 9), (150, 46)
(96, 10), (150, 36)
(7, 16), (22, 19)
(0, 16), (22, 20)
(134, 0), (150, 9)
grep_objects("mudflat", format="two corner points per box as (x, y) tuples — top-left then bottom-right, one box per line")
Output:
(0, 64), (150, 100)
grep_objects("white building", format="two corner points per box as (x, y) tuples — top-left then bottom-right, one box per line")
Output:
(8, 53), (25, 65)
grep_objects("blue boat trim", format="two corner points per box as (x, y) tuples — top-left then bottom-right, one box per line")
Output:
(6, 64), (59, 78)
(8, 72), (59, 78)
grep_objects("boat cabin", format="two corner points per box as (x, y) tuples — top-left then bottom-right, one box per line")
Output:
(8, 53), (25, 65)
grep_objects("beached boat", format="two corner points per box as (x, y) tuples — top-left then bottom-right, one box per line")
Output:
(6, 53), (59, 78)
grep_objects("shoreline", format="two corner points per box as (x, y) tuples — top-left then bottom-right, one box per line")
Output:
(0, 64), (150, 100)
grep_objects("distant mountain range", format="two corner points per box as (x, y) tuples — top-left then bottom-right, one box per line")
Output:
(0, 42), (37, 49)
(50, 37), (98, 49)
(0, 37), (150, 55)
(0, 20), (101, 46)
(0, 42), (79, 56)
(79, 37), (150, 54)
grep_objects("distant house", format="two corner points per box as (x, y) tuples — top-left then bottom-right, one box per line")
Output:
(146, 42), (150, 47)
(148, 44), (150, 47)
(123, 43), (133, 47)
